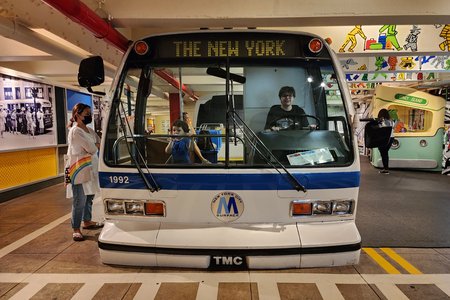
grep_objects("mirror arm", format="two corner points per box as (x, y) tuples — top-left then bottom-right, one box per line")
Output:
(87, 87), (106, 96)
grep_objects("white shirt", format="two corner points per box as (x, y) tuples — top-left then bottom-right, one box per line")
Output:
(380, 119), (395, 138)
(66, 125), (101, 197)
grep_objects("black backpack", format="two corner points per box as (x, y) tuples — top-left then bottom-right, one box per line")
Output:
(364, 120), (392, 148)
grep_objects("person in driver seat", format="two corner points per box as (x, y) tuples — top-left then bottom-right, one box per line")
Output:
(264, 86), (309, 131)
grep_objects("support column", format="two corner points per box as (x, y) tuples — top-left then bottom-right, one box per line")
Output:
(169, 93), (181, 127)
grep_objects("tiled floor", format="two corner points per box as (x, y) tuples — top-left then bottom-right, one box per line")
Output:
(0, 184), (449, 299)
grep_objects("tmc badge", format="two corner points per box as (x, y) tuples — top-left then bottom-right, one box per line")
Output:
(211, 191), (244, 222)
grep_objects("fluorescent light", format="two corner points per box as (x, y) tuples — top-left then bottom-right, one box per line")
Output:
(30, 28), (92, 56)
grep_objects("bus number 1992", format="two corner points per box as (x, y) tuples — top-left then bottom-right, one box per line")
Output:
(109, 176), (129, 184)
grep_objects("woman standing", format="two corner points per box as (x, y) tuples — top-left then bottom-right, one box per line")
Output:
(66, 103), (103, 241)
(377, 109), (395, 174)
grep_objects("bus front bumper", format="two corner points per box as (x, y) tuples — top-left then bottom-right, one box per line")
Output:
(98, 220), (361, 269)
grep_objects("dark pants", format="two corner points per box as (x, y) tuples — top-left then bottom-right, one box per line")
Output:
(378, 137), (394, 170)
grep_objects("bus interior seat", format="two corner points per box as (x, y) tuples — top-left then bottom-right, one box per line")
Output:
(195, 129), (219, 163)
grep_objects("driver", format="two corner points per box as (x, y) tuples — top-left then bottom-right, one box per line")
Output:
(264, 86), (309, 131)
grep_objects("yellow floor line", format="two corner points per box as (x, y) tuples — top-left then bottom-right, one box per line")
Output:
(380, 248), (423, 274)
(362, 248), (401, 274)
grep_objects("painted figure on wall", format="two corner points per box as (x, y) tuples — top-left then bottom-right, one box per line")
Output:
(399, 57), (416, 69)
(439, 24), (450, 51)
(341, 58), (358, 69)
(430, 56), (449, 69)
(379, 25), (402, 51)
(339, 25), (367, 53)
(387, 56), (398, 71)
(403, 25), (421, 52)
(372, 57), (387, 80)
(374, 57), (387, 71)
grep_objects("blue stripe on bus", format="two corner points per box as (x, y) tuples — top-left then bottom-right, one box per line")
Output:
(99, 171), (360, 190)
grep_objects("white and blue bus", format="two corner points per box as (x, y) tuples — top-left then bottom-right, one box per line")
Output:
(79, 30), (361, 269)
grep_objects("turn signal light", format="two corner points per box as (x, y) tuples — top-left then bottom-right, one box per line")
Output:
(291, 202), (312, 216)
(145, 202), (165, 216)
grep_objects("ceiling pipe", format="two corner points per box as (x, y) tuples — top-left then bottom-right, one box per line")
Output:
(41, 0), (129, 52)
(155, 69), (198, 100)
(41, 0), (198, 100)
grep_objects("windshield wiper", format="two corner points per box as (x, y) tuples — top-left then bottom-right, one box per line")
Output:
(117, 100), (160, 192)
(228, 111), (307, 193)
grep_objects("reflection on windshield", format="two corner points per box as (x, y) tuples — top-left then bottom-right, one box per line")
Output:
(105, 63), (353, 168)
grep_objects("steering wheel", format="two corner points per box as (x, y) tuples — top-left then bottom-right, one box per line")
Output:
(271, 115), (320, 130)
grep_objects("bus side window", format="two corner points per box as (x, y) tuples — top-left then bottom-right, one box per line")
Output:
(328, 116), (349, 145)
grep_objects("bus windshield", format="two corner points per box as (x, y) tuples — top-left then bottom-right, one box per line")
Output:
(104, 33), (354, 169)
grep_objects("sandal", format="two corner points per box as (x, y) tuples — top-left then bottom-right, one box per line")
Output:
(72, 232), (85, 241)
(82, 222), (104, 230)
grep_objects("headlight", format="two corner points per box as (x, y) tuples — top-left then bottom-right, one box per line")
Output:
(391, 138), (400, 150)
(290, 199), (354, 217)
(125, 201), (144, 215)
(312, 202), (332, 214)
(105, 200), (125, 214)
(332, 201), (353, 214)
(104, 199), (166, 217)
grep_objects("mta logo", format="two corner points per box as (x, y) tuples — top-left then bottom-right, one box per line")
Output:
(211, 192), (244, 222)
(216, 196), (239, 216)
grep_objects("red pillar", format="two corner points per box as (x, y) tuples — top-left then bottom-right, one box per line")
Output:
(169, 93), (181, 128)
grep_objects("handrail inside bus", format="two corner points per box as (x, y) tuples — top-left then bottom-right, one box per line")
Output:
(228, 111), (307, 193)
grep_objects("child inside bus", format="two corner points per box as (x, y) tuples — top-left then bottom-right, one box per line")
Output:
(165, 119), (210, 164)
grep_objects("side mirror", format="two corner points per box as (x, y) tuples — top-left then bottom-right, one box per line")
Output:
(78, 56), (106, 96)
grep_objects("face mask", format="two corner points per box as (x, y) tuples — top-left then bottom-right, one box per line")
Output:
(82, 115), (92, 125)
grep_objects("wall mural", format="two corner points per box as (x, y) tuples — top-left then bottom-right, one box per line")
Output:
(438, 24), (450, 51)
(300, 24), (450, 54)
(338, 24), (450, 53)
(339, 54), (449, 84)
(339, 25), (367, 53)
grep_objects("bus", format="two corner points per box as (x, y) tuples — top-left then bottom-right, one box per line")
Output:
(370, 85), (445, 171)
(79, 30), (361, 269)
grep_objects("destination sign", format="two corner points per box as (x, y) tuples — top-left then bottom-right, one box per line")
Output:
(172, 40), (288, 57)
(150, 34), (303, 58)
(127, 33), (332, 60)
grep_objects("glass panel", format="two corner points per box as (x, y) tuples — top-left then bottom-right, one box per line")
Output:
(104, 60), (353, 168)
(389, 105), (432, 133)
